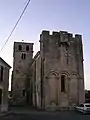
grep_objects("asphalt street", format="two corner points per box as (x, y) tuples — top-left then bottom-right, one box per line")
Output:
(0, 111), (90, 120)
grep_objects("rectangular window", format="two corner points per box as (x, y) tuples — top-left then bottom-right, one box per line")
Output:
(1, 66), (4, 81)
(0, 89), (2, 105)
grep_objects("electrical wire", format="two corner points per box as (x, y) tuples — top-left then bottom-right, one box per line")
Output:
(0, 0), (31, 52)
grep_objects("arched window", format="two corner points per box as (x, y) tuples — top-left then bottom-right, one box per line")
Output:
(21, 53), (26, 60)
(18, 45), (22, 51)
(26, 45), (29, 51)
(23, 89), (26, 97)
(61, 75), (65, 92)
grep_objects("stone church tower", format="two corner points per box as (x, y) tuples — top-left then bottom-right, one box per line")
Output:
(11, 42), (33, 105)
(39, 30), (85, 109)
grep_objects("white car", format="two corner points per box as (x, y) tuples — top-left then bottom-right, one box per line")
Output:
(76, 103), (90, 114)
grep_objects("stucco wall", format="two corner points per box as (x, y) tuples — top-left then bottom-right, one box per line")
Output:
(0, 60), (10, 112)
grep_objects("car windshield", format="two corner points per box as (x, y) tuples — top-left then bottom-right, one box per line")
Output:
(85, 105), (90, 107)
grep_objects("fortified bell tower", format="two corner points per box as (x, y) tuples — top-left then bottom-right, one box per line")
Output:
(39, 30), (85, 109)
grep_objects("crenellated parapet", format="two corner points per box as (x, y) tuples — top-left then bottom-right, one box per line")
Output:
(39, 30), (82, 48)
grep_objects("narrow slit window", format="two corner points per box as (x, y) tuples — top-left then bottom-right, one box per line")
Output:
(61, 75), (65, 92)
(23, 90), (26, 97)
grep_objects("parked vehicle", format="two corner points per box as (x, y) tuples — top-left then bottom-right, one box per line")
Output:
(76, 103), (90, 114)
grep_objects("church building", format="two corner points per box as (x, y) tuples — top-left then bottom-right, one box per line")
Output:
(11, 30), (85, 110)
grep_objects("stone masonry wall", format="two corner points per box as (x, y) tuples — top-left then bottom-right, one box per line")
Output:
(12, 42), (33, 105)
(39, 30), (85, 109)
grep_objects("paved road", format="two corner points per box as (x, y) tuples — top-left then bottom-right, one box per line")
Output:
(0, 111), (90, 120)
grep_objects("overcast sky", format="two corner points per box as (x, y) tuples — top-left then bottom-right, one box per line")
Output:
(0, 0), (90, 90)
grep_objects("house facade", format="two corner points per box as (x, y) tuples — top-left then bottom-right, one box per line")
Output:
(0, 57), (11, 112)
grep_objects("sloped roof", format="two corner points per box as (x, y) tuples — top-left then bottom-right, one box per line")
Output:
(0, 57), (11, 69)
